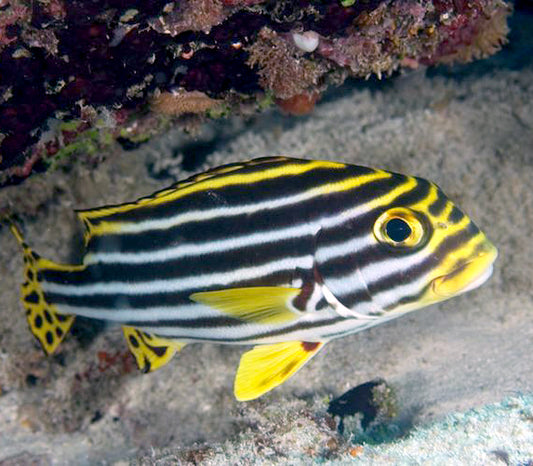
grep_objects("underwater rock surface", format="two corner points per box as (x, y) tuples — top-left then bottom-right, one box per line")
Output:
(0, 0), (512, 186)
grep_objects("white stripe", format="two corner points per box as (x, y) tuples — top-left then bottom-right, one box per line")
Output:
(137, 310), (381, 343)
(86, 222), (318, 264)
(94, 172), (389, 235)
(55, 302), (210, 322)
(101, 186), (334, 234)
(315, 234), (373, 264)
(44, 256), (315, 296)
(137, 311), (336, 342)
(319, 312), (401, 339)
(359, 250), (430, 285)
(325, 249), (431, 297)
(85, 184), (402, 265)
(307, 281), (324, 312)
(49, 181), (415, 300)
(372, 272), (431, 309)
(61, 301), (388, 344)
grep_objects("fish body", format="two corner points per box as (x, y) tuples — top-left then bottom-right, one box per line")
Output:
(9, 157), (497, 400)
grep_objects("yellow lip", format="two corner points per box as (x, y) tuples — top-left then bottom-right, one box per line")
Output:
(432, 242), (498, 298)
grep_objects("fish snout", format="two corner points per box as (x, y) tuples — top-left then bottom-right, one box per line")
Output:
(432, 239), (498, 298)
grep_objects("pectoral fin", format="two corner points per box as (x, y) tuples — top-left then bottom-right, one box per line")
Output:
(234, 341), (325, 401)
(190, 287), (302, 325)
(123, 327), (186, 373)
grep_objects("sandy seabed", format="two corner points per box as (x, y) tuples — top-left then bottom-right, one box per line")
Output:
(0, 16), (532, 466)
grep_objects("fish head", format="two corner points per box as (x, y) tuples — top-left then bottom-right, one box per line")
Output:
(356, 176), (498, 315)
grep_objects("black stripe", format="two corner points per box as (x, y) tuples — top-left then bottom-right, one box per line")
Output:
(85, 167), (392, 255)
(43, 235), (314, 287)
(316, 213), (376, 249)
(331, 288), (373, 310)
(318, 235), (378, 287)
(315, 297), (329, 311)
(393, 177), (432, 208)
(44, 269), (301, 311)
(142, 316), (347, 342)
(129, 316), (245, 328)
(383, 283), (432, 311)
(447, 205), (465, 224)
(428, 188), (448, 217)
(87, 160), (362, 226)
(367, 223), (475, 296)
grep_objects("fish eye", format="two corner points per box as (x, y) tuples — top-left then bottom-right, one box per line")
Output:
(386, 218), (411, 242)
(374, 208), (427, 248)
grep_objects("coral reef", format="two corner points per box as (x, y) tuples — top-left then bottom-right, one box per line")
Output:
(135, 395), (533, 465)
(0, 0), (512, 186)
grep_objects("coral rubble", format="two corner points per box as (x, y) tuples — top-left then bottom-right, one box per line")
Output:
(0, 0), (512, 186)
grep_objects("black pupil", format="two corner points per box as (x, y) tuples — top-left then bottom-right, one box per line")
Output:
(386, 218), (412, 243)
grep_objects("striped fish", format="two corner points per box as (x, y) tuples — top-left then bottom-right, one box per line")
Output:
(9, 156), (497, 401)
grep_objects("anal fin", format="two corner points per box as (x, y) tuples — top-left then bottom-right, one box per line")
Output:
(190, 287), (302, 325)
(234, 341), (325, 401)
(123, 326), (186, 373)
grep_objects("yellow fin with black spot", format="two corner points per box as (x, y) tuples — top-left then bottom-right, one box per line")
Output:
(9, 221), (78, 355)
(123, 326), (186, 373)
(234, 341), (325, 401)
(189, 287), (302, 325)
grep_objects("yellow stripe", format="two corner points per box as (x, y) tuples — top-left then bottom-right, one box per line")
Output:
(79, 160), (346, 222)
(82, 163), (388, 239)
(408, 183), (439, 212)
(427, 231), (488, 283)
(365, 176), (419, 211)
(426, 213), (471, 254)
(91, 169), (390, 238)
(312, 169), (391, 195)
(438, 201), (454, 222)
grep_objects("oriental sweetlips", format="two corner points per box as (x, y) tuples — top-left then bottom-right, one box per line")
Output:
(8, 157), (497, 400)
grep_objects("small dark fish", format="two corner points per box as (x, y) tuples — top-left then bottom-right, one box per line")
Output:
(328, 379), (392, 433)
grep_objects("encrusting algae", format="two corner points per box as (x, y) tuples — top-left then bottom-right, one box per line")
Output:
(6, 156), (497, 401)
(0, 0), (512, 186)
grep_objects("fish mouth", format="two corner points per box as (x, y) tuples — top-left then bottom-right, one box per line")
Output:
(432, 242), (498, 298)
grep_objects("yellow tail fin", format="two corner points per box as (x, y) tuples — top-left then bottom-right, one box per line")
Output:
(9, 221), (75, 355)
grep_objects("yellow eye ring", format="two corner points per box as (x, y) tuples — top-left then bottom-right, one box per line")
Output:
(373, 208), (428, 248)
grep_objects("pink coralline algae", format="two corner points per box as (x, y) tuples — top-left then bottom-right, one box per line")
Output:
(0, 0), (512, 186)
